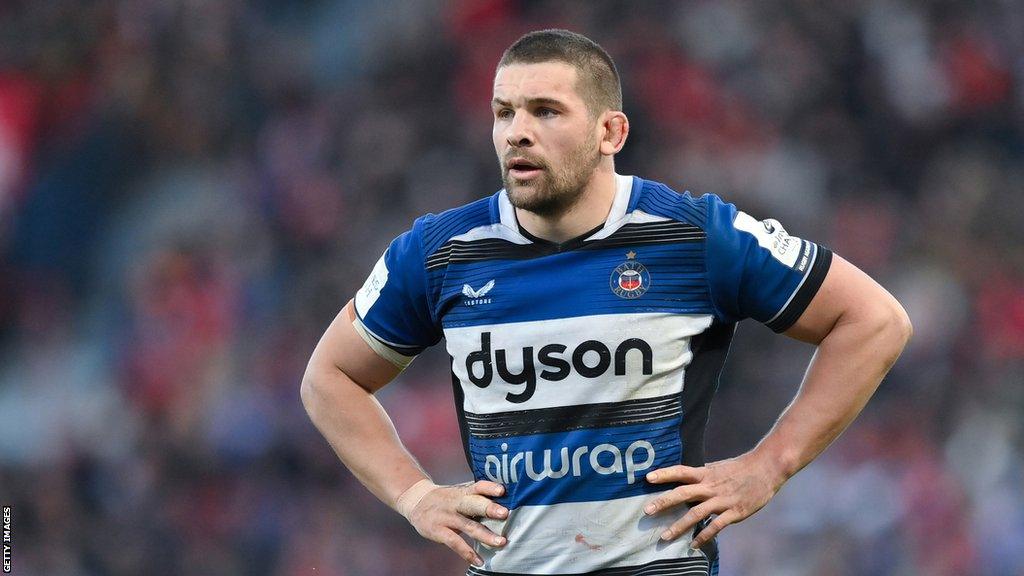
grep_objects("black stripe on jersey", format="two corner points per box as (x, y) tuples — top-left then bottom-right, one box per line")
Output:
(449, 357), (475, 474)
(584, 221), (705, 251)
(426, 239), (539, 270)
(467, 556), (710, 576)
(679, 320), (735, 467)
(765, 246), (833, 333)
(596, 220), (703, 238)
(584, 232), (704, 250)
(426, 221), (704, 270)
(463, 394), (682, 438)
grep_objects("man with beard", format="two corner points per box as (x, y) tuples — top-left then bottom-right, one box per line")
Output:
(301, 29), (912, 575)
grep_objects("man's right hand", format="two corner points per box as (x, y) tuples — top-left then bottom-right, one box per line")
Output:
(406, 480), (510, 567)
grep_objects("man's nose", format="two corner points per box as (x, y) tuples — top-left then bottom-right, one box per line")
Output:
(506, 112), (533, 147)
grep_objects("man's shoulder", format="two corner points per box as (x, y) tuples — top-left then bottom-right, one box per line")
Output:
(411, 190), (501, 257)
(633, 176), (724, 229)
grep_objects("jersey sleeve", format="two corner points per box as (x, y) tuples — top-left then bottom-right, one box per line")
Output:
(353, 220), (441, 368)
(703, 194), (833, 332)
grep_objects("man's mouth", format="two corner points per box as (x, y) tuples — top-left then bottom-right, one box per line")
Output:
(507, 159), (543, 179)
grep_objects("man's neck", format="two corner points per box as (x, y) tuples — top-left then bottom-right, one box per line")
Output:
(515, 167), (617, 243)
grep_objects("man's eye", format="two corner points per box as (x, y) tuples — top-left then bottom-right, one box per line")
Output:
(537, 108), (557, 117)
(496, 109), (513, 119)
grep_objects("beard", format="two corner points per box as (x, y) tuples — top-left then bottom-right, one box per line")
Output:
(502, 137), (602, 217)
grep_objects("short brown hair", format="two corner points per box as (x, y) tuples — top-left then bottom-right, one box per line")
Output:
(497, 29), (622, 119)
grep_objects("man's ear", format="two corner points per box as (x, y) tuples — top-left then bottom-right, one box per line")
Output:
(600, 111), (629, 155)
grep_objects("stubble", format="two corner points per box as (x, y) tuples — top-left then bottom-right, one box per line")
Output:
(503, 136), (602, 218)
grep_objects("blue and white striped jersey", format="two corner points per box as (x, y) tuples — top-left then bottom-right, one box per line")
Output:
(353, 174), (832, 576)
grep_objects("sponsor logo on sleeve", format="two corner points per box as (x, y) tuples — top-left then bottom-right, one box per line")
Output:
(794, 240), (813, 273)
(733, 211), (802, 268)
(355, 250), (389, 318)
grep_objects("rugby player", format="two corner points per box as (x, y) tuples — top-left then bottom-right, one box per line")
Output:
(301, 29), (912, 575)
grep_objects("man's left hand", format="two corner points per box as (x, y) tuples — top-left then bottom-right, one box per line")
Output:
(642, 452), (787, 548)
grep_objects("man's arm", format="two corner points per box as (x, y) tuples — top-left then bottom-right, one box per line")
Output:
(300, 300), (508, 566)
(643, 254), (912, 546)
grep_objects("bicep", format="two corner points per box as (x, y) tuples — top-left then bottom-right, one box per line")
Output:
(783, 254), (903, 345)
(307, 299), (403, 393)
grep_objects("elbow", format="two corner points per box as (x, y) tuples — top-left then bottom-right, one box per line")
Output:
(885, 296), (913, 350)
(300, 361), (371, 417)
(873, 301), (913, 365)
(894, 306), (913, 349)
(300, 369), (322, 416)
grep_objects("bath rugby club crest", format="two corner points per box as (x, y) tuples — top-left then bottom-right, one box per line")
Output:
(610, 251), (650, 299)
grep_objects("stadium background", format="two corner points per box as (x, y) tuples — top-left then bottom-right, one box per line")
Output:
(1, 1), (1022, 574)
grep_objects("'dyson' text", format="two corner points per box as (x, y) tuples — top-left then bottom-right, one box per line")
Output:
(465, 332), (653, 403)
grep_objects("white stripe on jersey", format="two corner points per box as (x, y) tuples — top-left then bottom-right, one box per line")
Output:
(449, 222), (535, 244)
(445, 313), (714, 414)
(476, 493), (709, 573)
(586, 209), (674, 241)
(352, 318), (416, 369)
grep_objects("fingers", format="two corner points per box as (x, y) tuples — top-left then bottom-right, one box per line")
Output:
(409, 482), (510, 567)
(435, 507), (508, 568)
(456, 494), (508, 520)
(463, 481), (509, 520)
(454, 514), (507, 549)
(643, 484), (715, 515)
(485, 501), (509, 520)
(645, 465), (704, 484)
(471, 480), (506, 498)
(440, 528), (483, 567)
(691, 509), (741, 549)
(660, 499), (728, 542)
(645, 456), (781, 547)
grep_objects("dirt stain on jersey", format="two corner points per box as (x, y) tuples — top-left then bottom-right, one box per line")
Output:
(574, 533), (602, 551)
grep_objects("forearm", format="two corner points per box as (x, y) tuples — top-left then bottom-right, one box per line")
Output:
(301, 366), (429, 509)
(753, 308), (912, 482)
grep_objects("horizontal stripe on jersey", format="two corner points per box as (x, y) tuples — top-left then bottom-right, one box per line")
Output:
(467, 557), (711, 576)
(464, 393), (682, 438)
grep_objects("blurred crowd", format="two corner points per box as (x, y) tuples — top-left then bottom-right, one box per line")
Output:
(1, 1), (1022, 574)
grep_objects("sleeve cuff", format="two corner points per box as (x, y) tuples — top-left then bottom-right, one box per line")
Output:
(352, 318), (418, 370)
(764, 246), (833, 333)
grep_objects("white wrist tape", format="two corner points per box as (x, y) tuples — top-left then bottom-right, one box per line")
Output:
(395, 479), (438, 518)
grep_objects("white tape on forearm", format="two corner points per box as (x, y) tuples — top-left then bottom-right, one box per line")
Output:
(395, 479), (438, 518)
